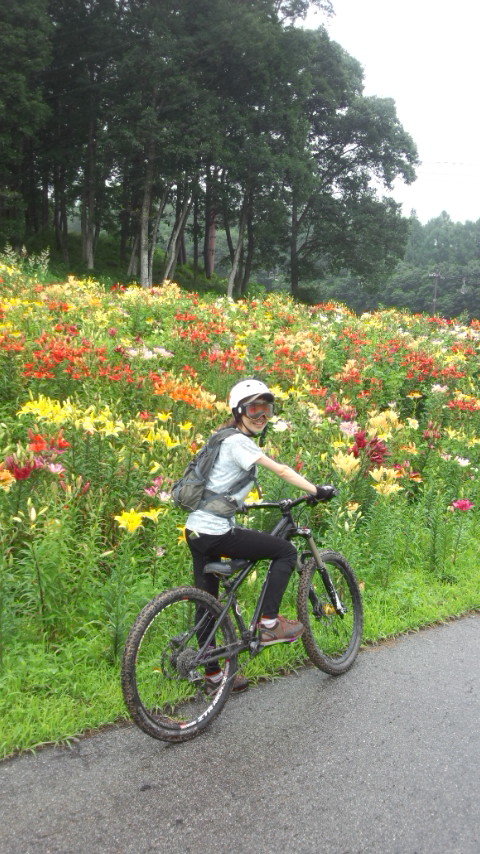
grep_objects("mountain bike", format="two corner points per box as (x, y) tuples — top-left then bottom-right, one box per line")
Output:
(121, 494), (363, 743)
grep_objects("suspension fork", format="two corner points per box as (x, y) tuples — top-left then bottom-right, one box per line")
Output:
(304, 536), (347, 616)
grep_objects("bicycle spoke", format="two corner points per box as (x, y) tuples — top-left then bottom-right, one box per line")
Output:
(297, 550), (363, 674)
(122, 588), (237, 742)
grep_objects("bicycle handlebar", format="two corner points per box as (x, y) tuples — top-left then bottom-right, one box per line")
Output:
(245, 493), (321, 512)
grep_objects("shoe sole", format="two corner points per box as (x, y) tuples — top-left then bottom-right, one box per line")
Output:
(205, 677), (249, 695)
(259, 634), (303, 646)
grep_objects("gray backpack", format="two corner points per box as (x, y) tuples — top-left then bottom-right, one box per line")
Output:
(171, 427), (256, 517)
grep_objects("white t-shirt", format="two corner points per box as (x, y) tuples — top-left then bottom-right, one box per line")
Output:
(186, 432), (263, 535)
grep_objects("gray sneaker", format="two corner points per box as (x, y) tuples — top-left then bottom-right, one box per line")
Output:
(258, 615), (304, 645)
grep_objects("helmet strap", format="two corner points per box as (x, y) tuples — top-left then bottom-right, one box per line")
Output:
(239, 416), (257, 437)
(231, 412), (260, 437)
(258, 423), (269, 447)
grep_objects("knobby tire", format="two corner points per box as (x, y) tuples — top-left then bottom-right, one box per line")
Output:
(297, 549), (363, 675)
(121, 586), (238, 743)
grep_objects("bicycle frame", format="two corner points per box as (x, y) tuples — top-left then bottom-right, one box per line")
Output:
(188, 495), (346, 673)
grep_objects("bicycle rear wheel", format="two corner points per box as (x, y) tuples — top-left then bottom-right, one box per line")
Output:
(297, 549), (363, 675)
(121, 586), (238, 743)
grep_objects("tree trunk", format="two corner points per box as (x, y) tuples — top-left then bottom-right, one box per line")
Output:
(119, 208), (129, 264)
(178, 232), (187, 266)
(203, 167), (220, 277)
(171, 185), (183, 267)
(54, 166), (62, 250)
(81, 118), (96, 269)
(53, 164), (69, 265)
(23, 142), (38, 237)
(127, 235), (139, 278)
(119, 174), (134, 264)
(192, 186), (200, 281)
(227, 191), (249, 298)
(148, 185), (169, 285)
(41, 171), (49, 232)
(139, 142), (155, 287)
(163, 192), (192, 281)
(240, 205), (255, 295)
(233, 246), (245, 299)
(290, 192), (300, 298)
(204, 206), (216, 277)
(223, 206), (235, 264)
(60, 191), (68, 262)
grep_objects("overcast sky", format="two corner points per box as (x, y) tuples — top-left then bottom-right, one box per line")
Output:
(304, 0), (480, 224)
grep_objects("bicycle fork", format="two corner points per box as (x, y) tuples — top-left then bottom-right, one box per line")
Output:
(300, 534), (347, 617)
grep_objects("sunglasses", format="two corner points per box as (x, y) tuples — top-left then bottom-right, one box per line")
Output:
(243, 401), (274, 420)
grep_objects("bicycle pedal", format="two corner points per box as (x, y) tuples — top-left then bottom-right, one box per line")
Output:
(248, 638), (262, 656)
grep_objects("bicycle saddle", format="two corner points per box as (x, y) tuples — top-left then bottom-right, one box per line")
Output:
(203, 558), (250, 577)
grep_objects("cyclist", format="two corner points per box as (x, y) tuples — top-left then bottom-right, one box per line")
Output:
(185, 378), (336, 692)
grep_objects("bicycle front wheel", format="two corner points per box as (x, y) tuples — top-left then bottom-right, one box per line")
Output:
(297, 549), (363, 675)
(121, 586), (238, 743)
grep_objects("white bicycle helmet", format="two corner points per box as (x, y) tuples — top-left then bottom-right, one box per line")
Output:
(229, 379), (274, 412)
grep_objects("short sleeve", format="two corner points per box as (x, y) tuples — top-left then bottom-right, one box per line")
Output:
(225, 433), (263, 470)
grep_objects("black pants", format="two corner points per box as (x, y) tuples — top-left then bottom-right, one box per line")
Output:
(186, 526), (297, 618)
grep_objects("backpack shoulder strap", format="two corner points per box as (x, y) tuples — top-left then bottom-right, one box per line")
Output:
(194, 427), (240, 478)
(200, 427), (258, 516)
(207, 426), (241, 447)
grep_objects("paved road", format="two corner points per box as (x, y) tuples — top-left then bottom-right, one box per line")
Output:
(1, 613), (479, 854)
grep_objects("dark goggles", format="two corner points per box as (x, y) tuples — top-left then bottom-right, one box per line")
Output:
(243, 401), (274, 420)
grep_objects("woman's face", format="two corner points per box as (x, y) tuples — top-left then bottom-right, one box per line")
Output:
(239, 398), (273, 433)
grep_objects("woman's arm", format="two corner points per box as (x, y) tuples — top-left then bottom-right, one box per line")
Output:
(256, 454), (317, 495)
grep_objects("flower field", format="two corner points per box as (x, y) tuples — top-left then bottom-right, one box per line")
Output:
(1, 256), (479, 757)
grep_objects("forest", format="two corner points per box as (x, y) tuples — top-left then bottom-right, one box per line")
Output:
(306, 213), (480, 319)
(1, 1), (418, 291)
(1, 0), (479, 316)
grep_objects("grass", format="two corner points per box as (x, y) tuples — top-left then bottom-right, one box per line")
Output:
(1, 552), (478, 761)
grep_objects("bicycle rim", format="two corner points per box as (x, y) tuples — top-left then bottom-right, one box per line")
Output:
(121, 587), (237, 742)
(297, 550), (363, 675)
